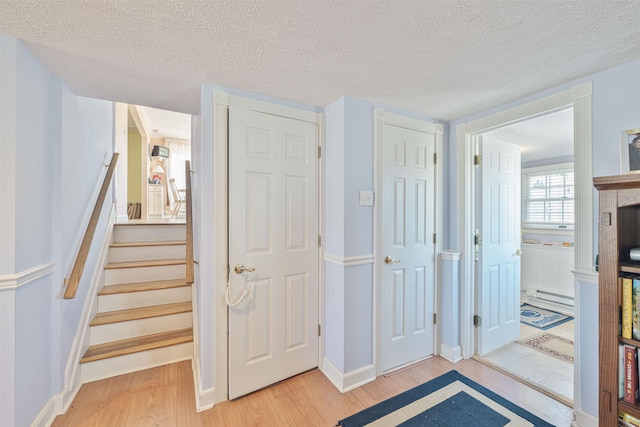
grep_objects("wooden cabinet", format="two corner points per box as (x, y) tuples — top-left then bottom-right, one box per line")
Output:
(148, 184), (164, 218)
(595, 174), (640, 426)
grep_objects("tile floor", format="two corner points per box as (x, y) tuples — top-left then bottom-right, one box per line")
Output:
(482, 317), (575, 402)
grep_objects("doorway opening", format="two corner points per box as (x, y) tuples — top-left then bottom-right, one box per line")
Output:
(475, 108), (575, 406)
(115, 103), (192, 224)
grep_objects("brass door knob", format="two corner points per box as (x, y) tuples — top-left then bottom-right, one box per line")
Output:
(234, 264), (256, 274)
(384, 256), (401, 265)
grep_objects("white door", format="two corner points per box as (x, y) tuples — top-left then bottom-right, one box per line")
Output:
(228, 107), (319, 399)
(381, 123), (436, 372)
(477, 137), (521, 355)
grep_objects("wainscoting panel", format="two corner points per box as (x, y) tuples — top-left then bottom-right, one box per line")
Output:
(521, 243), (574, 306)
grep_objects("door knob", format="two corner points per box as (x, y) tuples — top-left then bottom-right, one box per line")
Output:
(514, 249), (522, 256)
(234, 264), (256, 274)
(384, 256), (401, 265)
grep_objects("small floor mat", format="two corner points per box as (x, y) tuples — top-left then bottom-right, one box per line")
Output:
(520, 303), (573, 330)
(517, 332), (574, 364)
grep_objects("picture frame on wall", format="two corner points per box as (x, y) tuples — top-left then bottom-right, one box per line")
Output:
(621, 128), (640, 174)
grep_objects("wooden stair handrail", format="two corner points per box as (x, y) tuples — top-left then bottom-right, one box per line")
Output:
(63, 153), (119, 299)
(185, 160), (194, 284)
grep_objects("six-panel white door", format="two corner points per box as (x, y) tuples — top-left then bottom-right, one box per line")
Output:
(228, 107), (319, 399)
(381, 123), (436, 372)
(478, 138), (521, 355)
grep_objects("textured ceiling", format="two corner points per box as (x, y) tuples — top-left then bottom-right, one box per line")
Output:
(1, 0), (639, 121)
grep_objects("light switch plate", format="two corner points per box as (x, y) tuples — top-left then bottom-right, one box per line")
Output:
(359, 190), (374, 206)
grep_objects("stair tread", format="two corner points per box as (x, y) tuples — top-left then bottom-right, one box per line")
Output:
(115, 222), (185, 227)
(105, 258), (186, 269)
(110, 240), (186, 248)
(91, 302), (192, 326)
(99, 279), (189, 295)
(81, 328), (193, 363)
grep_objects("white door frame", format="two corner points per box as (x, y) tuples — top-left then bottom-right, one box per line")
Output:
(212, 92), (324, 402)
(456, 82), (593, 359)
(373, 109), (444, 376)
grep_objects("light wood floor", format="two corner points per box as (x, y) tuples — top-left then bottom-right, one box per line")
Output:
(53, 357), (573, 426)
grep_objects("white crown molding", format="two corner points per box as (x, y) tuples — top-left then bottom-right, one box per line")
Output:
(0, 263), (54, 291)
(324, 253), (375, 267)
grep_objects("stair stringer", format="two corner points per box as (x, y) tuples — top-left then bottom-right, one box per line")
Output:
(43, 206), (116, 425)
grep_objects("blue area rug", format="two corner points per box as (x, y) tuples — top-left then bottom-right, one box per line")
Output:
(520, 303), (573, 330)
(337, 370), (553, 427)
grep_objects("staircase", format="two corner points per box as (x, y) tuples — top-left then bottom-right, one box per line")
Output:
(80, 222), (193, 383)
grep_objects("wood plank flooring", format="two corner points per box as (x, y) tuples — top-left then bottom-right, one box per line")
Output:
(53, 357), (573, 426)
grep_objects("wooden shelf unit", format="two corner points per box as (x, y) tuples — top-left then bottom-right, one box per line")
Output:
(595, 174), (640, 426)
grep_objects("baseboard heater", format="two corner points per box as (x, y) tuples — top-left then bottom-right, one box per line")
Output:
(526, 288), (574, 307)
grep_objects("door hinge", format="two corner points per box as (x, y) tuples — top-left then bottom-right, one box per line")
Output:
(318, 324), (321, 337)
(433, 313), (437, 325)
(433, 233), (436, 244)
(318, 146), (322, 158)
(318, 235), (322, 247)
(474, 154), (482, 165)
(473, 315), (482, 327)
(474, 233), (482, 245)
(433, 153), (437, 164)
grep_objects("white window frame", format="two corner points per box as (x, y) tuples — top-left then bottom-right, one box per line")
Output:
(521, 162), (574, 231)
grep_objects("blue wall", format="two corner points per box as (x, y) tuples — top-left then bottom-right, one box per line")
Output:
(1, 36), (114, 426)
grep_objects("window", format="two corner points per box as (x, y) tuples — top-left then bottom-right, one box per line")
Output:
(522, 164), (574, 228)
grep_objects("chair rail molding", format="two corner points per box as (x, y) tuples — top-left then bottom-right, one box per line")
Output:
(0, 263), (54, 291)
(324, 253), (375, 267)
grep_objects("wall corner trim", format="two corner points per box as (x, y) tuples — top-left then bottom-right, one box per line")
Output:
(320, 357), (376, 393)
(572, 409), (598, 427)
(192, 358), (216, 412)
(439, 343), (463, 363)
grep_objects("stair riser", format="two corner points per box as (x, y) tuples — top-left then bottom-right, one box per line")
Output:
(113, 225), (186, 243)
(89, 312), (193, 345)
(109, 244), (186, 262)
(105, 264), (185, 285)
(81, 342), (193, 383)
(98, 287), (191, 312)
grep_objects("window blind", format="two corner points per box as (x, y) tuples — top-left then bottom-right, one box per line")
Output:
(521, 168), (574, 226)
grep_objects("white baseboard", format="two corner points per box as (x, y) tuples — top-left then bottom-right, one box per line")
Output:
(320, 357), (375, 393)
(321, 357), (344, 391)
(191, 357), (215, 412)
(440, 343), (463, 363)
(572, 409), (597, 427)
(30, 395), (57, 427)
